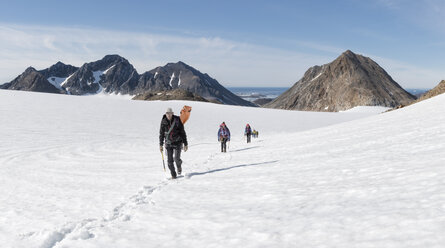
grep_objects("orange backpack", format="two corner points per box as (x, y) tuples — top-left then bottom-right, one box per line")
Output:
(180, 105), (192, 124)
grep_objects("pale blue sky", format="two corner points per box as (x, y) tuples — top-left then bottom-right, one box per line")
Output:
(0, 0), (444, 88)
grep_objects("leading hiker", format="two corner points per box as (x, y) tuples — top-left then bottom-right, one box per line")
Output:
(159, 107), (188, 179)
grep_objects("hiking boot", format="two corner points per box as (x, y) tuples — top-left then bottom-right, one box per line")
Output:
(177, 167), (182, 175)
(171, 174), (177, 179)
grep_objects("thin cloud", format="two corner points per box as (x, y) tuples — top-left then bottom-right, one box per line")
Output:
(0, 23), (442, 88)
(0, 23), (327, 86)
(375, 0), (445, 34)
(350, 28), (397, 43)
(371, 55), (444, 89)
(292, 41), (345, 55)
(375, 0), (403, 9)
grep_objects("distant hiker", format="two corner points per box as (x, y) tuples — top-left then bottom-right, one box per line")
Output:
(159, 107), (188, 179)
(245, 124), (252, 143)
(252, 129), (257, 138)
(218, 122), (231, 152)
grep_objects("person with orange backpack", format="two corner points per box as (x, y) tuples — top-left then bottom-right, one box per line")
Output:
(159, 107), (188, 179)
(217, 122), (231, 152)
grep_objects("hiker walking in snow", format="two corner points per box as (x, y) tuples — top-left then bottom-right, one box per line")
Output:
(245, 124), (252, 143)
(218, 122), (231, 152)
(159, 107), (188, 179)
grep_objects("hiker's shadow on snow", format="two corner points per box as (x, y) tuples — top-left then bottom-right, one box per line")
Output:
(186, 160), (278, 178)
(189, 142), (214, 147)
(230, 146), (261, 152)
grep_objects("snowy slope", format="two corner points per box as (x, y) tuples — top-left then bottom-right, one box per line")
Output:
(0, 90), (444, 248)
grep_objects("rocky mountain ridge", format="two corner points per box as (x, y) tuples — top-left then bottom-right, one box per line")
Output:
(410, 80), (445, 105)
(0, 55), (254, 107)
(416, 80), (445, 102)
(132, 88), (210, 102)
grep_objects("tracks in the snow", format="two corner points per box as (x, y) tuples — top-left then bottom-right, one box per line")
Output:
(24, 144), (257, 247)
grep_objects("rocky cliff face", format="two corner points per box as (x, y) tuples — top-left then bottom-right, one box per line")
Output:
(0, 55), (254, 106)
(132, 88), (210, 102)
(410, 80), (445, 104)
(265, 50), (416, 111)
(385, 80), (444, 112)
(146, 62), (255, 106)
(60, 55), (139, 95)
(39, 62), (78, 79)
(2, 67), (66, 94)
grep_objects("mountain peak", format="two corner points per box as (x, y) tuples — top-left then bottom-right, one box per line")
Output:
(177, 61), (188, 66)
(54, 61), (65, 66)
(338, 49), (360, 62)
(39, 61), (78, 79)
(101, 54), (128, 64)
(265, 51), (415, 111)
(342, 49), (355, 56)
(165, 61), (190, 67)
(48, 61), (68, 70)
(161, 61), (197, 73)
(102, 54), (125, 59)
(24, 67), (37, 73)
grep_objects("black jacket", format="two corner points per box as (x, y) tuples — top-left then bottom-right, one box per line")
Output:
(159, 115), (188, 147)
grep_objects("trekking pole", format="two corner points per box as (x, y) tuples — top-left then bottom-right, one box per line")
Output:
(161, 150), (166, 172)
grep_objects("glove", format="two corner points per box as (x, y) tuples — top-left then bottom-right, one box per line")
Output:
(160, 145), (163, 152)
(183, 145), (188, 152)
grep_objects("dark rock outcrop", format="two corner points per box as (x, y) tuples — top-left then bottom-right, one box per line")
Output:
(133, 88), (210, 102)
(0, 82), (11, 89)
(39, 62), (78, 79)
(412, 80), (445, 104)
(4, 67), (65, 94)
(61, 55), (138, 95)
(265, 50), (416, 111)
(145, 62), (255, 106)
(253, 98), (273, 106)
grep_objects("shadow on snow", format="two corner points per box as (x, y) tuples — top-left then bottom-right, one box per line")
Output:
(229, 146), (261, 153)
(186, 160), (278, 178)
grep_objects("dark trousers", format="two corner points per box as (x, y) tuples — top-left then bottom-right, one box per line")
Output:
(220, 138), (228, 152)
(246, 134), (251, 143)
(166, 144), (182, 177)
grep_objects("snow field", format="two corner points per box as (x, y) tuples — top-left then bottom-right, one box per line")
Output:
(1, 90), (444, 247)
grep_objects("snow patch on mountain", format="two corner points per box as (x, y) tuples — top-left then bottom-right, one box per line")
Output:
(311, 72), (323, 81)
(169, 72), (175, 87)
(103, 65), (115, 74)
(47, 76), (67, 90)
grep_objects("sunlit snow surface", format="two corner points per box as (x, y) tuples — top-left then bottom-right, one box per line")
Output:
(1, 90), (444, 248)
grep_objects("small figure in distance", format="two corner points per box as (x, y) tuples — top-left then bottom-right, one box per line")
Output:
(217, 122), (231, 152)
(245, 123), (252, 143)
